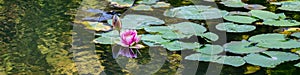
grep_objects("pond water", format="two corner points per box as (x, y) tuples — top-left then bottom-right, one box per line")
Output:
(1, 0), (300, 75)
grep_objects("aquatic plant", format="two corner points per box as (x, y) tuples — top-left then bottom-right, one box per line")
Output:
(215, 23), (256, 33)
(223, 15), (258, 24)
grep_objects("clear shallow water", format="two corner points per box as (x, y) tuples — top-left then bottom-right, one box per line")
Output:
(1, 0), (300, 75)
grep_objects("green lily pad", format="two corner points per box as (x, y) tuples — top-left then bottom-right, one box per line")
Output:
(141, 35), (170, 44)
(244, 51), (299, 68)
(223, 41), (266, 54)
(248, 33), (286, 43)
(152, 2), (170, 8)
(248, 33), (300, 49)
(263, 20), (300, 26)
(277, 13), (287, 19)
(198, 32), (219, 41)
(216, 23), (256, 33)
(137, 0), (158, 4)
(142, 41), (160, 47)
(295, 62), (300, 68)
(144, 26), (173, 33)
(195, 44), (223, 55)
(168, 22), (207, 35)
(131, 4), (153, 11)
(220, 0), (246, 7)
(224, 16), (258, 24)
(185, 53), (245, 67)
(93, 37), (119, 44)
(249, 10), (279, 20)
(108, 14), (165, 29)
(164, 5), (228, 20)
(278, 2), (300, 12)
(96, 30), (119, 37)
(162, 41), (201, 51)
(161, 31), (192, 39)
(108, 0), (135, 8)
(291, 32), (300, 38)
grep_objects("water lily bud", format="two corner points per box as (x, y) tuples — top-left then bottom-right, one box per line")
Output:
(112, 14), (122, 32)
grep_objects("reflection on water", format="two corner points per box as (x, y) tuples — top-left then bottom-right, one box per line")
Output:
(1, 0), (300, 75)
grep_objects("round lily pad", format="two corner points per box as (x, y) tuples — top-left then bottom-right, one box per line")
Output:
(291, 32), (300, 38)
(161, 31), (192, 39)
(295, 62), (300, 68)
(144, 26), (173, 33)
(244, 51), (299, 68)
(263, 20), (300, 26)
(162, 41), (201, 51)
(131, 4), (153, 11)
(224, 15), (258, 24)
(108, 0), (135, 8)
(95, 30), (119, 37)
(141, 35), (170, 44)
(168, 22), (207, 35)
(195, 44), (223, 55)
(220, 0), (246, 7)
(249, 10), (279, 20)
(244, 4), (267, 10)
(278, 2), (300, 12)
(185, 53), (245, 67)
(197, 32), (219, 42)
(216, 23), (256, 33)
(108, 14), (165, 29)
(223, 41), (266, 54)
(248, 33), (300, 49)
(93, 37), (119, 44)
(152, 2), (170, 8)
(248, 33), (286, 43)
(164, 5), (228, 20)
(137, 0), (158, 4)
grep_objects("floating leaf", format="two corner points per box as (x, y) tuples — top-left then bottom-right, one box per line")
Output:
(137, 0), (158, 4)
(162, 41), (201, 51)
(168, 22), (207, 35)
(244, 51), (299, 68)
(291, 32), (300, 38)
(93, 37), (119, 44)
(229, 11), (251, 16)
(185, 53), (245, 67)
(108, 14), (165, 29)
(142, 41), (161, 47)
(248, 33), (286, 43)
(223, 41), (266, 54)
(141, 35), (170, 44)
(164, 5), (228, 20)
(161, 31), (192, 39)
(295, 62), (300, 67)
(278, 2), (300, 12)
(96, 30), (119, 37)
(108, 0), (135, 8)
(249, 10), (279, 20)
(248, 33), (300, 49)
(144, 26), (173, 33)
(244, 4), (267, 10)
(224, 16), (258, 24)
(214, 56), (246, 67)
(263, 20), (300, 26)
(220, 0), (246, 7)
(152, 2), (170, 8)
(216, 23), (256, 33)
(131, 4), (153, 11)
(195, 44), (223, 55)
(198, 32), (219, 41)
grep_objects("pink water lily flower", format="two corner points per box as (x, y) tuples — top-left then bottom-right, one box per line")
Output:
(119, 30), (141, 47)
(114, 30), (144, 58)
